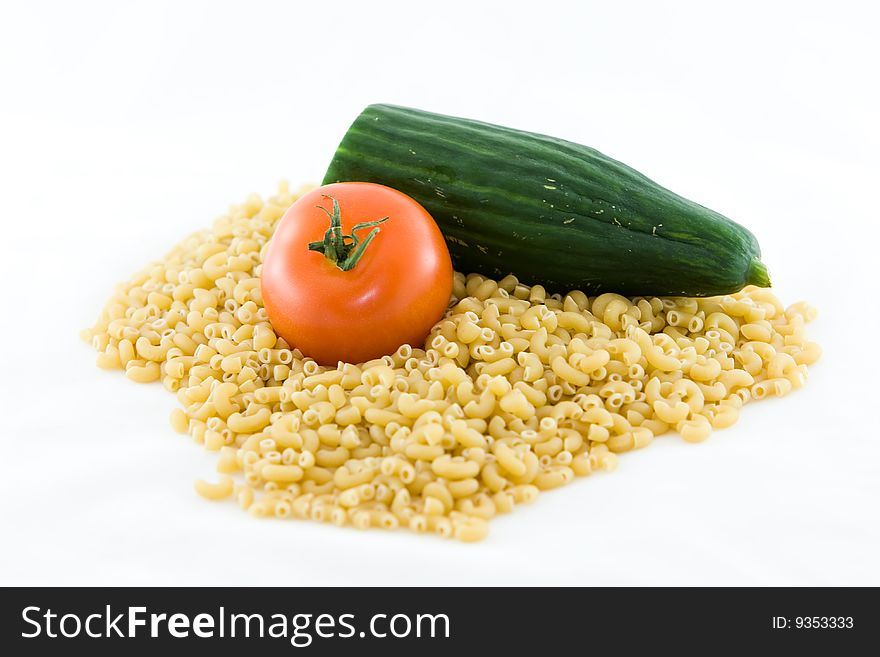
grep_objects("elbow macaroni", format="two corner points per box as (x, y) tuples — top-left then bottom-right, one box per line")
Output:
(83, 181), (821, 542)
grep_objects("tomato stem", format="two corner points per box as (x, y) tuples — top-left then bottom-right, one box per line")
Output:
(307, 195), (388, 271)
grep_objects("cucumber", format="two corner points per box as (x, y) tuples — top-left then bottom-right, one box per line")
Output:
(323, 104), (769, 297)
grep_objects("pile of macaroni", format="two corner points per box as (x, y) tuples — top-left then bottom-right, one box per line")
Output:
(83, 183), (821, 541)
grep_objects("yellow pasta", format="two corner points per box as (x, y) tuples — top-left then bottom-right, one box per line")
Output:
(124, 360), (160, 383)
(169, 408), (189, 434)
(678, 415), (712, 443)
(194, 475), (234, 500)
(84, 182), (821, 542)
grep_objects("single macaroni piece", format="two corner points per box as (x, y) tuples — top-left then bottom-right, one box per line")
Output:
(194, 475), (234, 500)
(83, 182), (821, 542)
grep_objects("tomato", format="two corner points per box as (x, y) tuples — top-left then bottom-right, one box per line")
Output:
(261, 182), (453, 365)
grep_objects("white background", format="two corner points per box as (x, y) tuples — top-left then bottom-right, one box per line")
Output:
(1, 0), (878, 586)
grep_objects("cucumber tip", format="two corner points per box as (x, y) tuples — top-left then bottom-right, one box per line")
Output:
(747, 259), (771, 288)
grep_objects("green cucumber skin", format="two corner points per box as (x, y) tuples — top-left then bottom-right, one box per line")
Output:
(323, 104), (768, 297)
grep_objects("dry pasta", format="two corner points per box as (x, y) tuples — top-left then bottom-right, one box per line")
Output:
(83, 181), (821, 542)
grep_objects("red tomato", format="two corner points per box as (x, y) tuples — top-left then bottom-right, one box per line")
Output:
(261, 182), (453, 365)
